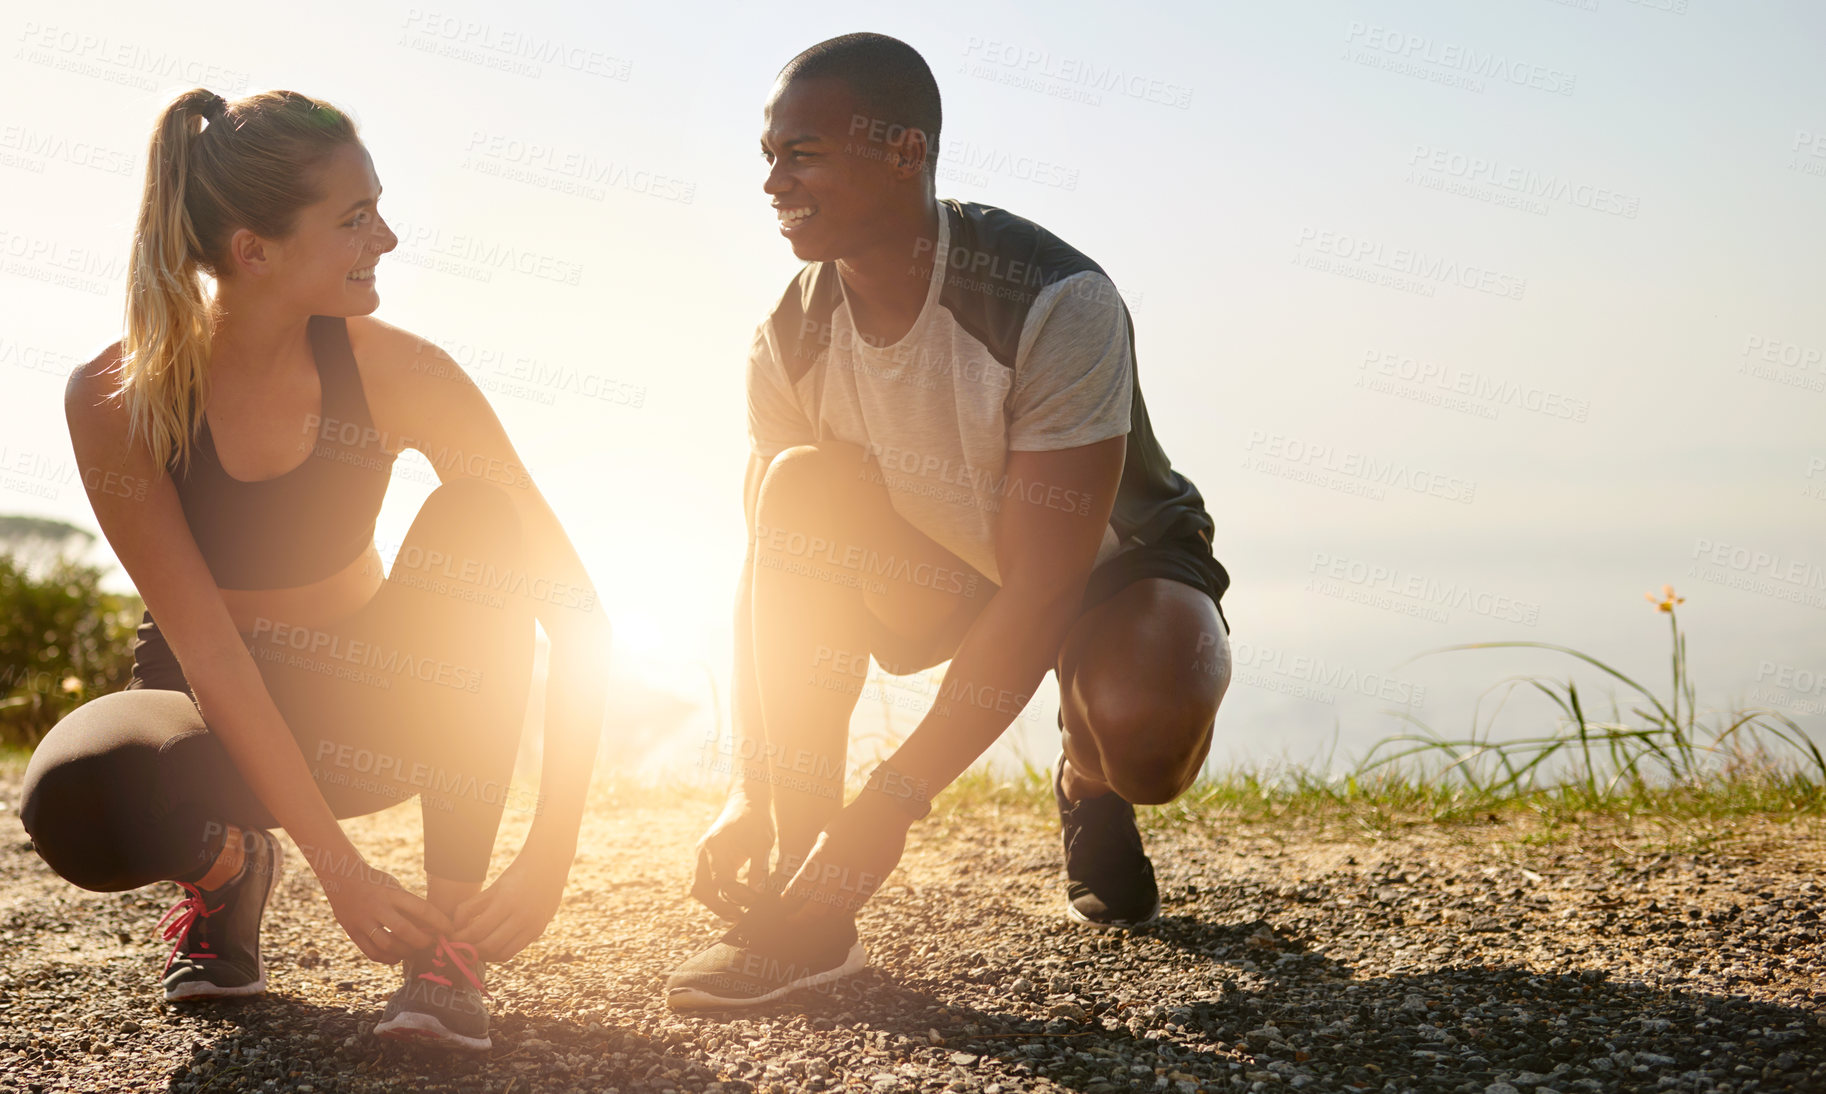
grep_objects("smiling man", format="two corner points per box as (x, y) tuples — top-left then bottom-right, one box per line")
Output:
(666, 32), (1234, 1010)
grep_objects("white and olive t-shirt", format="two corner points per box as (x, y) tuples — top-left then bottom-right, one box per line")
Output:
(746, 199), (1210, 586)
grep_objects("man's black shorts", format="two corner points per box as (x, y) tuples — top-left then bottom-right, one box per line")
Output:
(1081, 522), (1231, 636)
(866, 523), (1231, 675)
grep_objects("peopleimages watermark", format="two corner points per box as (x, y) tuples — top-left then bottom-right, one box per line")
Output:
(1222, 638), (1428, 710)
(311, 739), (542, 816)
(696, 727), (974, 808)
(696, 729), (845, 800)
(807, 646), (1035, 723)
(1, 443), (151, 504)
(364, 534), (598, 613)
(386, 218), (584, 287)
(298, 412), (534, 489)
(247, 616), (487, 693)
(461, 129), (695, 205)
(1805, 456), (1826, 504)
(1734, 333), (1824, 395)
(839, 110), (1083, 194)
(0, 663), (62, 693)
(1294, 226), (1527, 302)
(794, 314), (1011, 396)
(0, 336), (78, 381)
(1357, 349), (1591, 424)
(1790, 129), (1826, 179)
(1404, 144), (1639, 219)
(11, 22), (251, 94)
(1687, 539), (1826, 611)
(397, 9), (632, 82)
(0, 225), (123, 297)
(1306, 551), (1543, 627)
(939, 136), (1080, 192)
(1242, 430), (1477, 504)
(0, 121), (134, 178)
(863, 664), (1055, 729)
(753, 522), (984, 599)
(411, 336), (647, 410)
(1341, 21), (1576, 97)
(957, 36), (1193, 110)
(908, 237), (1130, 306)
(866, 442), (1098, 519)
(1748, 659), (1826, 718)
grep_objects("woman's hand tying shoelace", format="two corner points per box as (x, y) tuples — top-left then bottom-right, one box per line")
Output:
(452, 833), (572, 962)
(313, 853), (453, 963)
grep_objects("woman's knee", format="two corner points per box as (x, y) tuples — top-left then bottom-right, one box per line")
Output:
(20, 692), (216, 891)
(21, 757), (133, 890)
(22, 713), (152, 891)
(389, 479), (532, 623)
(413, 477), (524, 558)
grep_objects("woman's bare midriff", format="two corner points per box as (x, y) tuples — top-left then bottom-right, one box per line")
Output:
(219, 540), (386, 637)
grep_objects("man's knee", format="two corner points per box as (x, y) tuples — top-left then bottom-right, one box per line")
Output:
(756, 444), (873, 525)
(1078, 688), (1215, 805)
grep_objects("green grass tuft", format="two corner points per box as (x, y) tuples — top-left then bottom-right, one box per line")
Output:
(930, 587), (1823, 832)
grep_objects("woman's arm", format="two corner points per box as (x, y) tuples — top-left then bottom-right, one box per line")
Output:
(65, 346), (448, 960)
(688, 453), (783, 918)
(348, 319), (612, 957)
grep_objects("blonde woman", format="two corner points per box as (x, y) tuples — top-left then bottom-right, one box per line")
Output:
(19, 88), (610, 1051)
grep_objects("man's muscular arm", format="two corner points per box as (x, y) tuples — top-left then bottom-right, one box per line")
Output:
(779, 437), (1125, 917)
(885, 439), (1123, 792)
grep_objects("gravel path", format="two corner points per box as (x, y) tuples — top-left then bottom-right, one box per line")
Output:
(2, 774), (1824, 1094)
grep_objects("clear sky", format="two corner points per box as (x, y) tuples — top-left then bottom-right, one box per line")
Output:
(2, 0), (1823, 782)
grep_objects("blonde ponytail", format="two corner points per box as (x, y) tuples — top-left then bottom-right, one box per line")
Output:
(114, 88), (360, 475)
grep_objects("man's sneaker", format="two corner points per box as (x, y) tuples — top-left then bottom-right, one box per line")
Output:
(374, 936), (492, 1051)
(665, 902), (867, 1011)
(1054, 750), (1160, 929)
(158, 827), (284, 1001)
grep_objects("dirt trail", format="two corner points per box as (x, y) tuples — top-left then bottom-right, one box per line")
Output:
(2, 776), (1823, 1093)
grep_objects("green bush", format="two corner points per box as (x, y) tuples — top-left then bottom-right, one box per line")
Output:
(0, 552), (143, 747)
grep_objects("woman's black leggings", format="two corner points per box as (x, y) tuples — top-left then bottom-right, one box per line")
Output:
(19, 478), (536, 890)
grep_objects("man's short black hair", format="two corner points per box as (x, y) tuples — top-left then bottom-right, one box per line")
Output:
(779, 32), (942, 174)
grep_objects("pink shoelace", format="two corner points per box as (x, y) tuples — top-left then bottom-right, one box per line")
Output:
(156, 881), (225, 973)
(420, 935), (490, 998)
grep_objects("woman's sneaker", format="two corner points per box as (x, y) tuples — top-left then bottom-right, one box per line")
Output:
(665, 901), (867, 1011)
(1054, 751), (1160, 929)
(374, 936), (492, 1051)
(158, 828), (284, 1001)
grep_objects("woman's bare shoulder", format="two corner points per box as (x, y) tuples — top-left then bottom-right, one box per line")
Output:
(345, 314), (465, 395)
(64, 340), (127, 426)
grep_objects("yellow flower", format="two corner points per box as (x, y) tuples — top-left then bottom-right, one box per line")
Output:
(1644, 584), (1685, 613)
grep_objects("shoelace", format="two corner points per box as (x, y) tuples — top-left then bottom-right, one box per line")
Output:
(418, 935), (490, 998)
(156, 882), (225, 973)
(717, 876), (776, 920)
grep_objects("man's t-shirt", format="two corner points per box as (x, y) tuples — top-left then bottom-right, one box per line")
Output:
(747, 198), (1210, 587)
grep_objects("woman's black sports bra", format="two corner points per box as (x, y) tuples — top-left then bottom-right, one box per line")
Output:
(169, 315), (395, 590)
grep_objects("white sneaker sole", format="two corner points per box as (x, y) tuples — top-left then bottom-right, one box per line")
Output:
(374, 1010), (493, 1052)
(1064, 897), (1161, 931)
(164, 970), (268, 1000)
(665, 941), (868, 1011)
(162, 830), (285, 1002)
